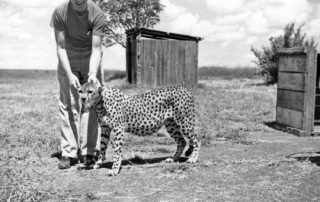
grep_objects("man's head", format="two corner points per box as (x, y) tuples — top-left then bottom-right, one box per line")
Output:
(70, 0), (88, 11)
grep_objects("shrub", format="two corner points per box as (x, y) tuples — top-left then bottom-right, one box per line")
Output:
(251, 22), (317, 84)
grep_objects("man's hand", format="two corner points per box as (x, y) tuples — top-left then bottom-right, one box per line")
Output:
(88, 73), (99, 84)
(68, 73), (80, 89)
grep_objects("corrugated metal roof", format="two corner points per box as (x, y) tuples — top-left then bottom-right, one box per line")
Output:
(126, 28), (203, 42)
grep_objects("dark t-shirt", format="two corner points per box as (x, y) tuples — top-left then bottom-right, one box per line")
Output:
(51, 0), (105, 51)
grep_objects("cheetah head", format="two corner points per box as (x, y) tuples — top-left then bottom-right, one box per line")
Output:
(78, 81), (102, 111)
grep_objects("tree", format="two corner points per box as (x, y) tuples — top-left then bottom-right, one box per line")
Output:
(251, 22), (317, 84)
(93, 0), (164, 48)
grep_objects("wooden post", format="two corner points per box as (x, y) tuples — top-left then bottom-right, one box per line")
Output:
(126, 35), (131, 83)
(304, 48), (317, 135)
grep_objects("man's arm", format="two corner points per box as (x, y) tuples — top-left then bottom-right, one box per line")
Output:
(54, 29), (80, 89)
(88, 35), (103, 84)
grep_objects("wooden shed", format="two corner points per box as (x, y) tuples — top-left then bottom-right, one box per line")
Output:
(275, 47), (320, 136)
(125, 28), (203, 87)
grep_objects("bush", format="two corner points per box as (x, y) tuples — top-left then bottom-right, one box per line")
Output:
(251, 22), (317, 84)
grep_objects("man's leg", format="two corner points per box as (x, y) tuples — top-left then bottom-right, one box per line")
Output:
(58, 65), (81, 168)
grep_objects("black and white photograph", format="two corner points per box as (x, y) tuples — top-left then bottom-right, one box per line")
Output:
(1, 0), (320, 201)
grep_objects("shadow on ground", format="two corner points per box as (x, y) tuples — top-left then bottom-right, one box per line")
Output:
(51, 150), (189, 170)
(264, 121), (278, 129)
(287, 152), (320, 166)
(264, 121), (301, 136)
(99, 156), (189, 169)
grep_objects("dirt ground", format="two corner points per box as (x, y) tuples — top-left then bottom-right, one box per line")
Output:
(2, 76), (320, 201)
(44, 128), (320, 201)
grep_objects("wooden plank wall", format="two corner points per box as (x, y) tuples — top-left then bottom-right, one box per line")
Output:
(276, 106), (304, 129)
(185, 41), (198, 85)
(315, 54), (320, 124)
(276, 53), (307, 130)
(137, 39), (198, 87)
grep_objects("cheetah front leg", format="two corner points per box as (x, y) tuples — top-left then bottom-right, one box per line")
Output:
(108, 126), (124, 176)
(93, 126), (111, 169)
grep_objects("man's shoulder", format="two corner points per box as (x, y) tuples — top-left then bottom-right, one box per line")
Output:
(51, 0), (69, 29)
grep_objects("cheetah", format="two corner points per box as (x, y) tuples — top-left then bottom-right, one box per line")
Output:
(78, 82), (200, 176)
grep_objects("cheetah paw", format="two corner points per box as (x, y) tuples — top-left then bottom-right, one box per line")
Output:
(93, 164), (100, 169)
(93, 159), (103, 169)
(165, 158), (174, 163)
(108, 170), (119, 176)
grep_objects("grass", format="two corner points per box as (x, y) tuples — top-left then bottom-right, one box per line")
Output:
(0, 76), (63, 201)
(0, 69), (277, 201)
(0, 69), (127, 83)
(192, 79), (276, 145)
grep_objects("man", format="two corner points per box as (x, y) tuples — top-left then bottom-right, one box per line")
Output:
(51, 0), (105, 169)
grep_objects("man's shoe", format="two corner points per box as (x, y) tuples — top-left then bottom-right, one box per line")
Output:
(70, 158), (79, 166)
(82, 155), (96, 166)
(58, 156), (71, 169)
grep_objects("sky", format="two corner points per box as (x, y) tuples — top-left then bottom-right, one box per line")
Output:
(1, 0), (320, 70)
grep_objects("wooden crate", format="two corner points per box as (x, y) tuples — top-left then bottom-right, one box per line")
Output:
(125, 28), (202, 87)
(276, 47), (320, 136)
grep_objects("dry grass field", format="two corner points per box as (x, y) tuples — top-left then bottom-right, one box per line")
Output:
(1, 69), (320, 201)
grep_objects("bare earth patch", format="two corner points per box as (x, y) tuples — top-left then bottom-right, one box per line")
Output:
(42, 129), (320, 201)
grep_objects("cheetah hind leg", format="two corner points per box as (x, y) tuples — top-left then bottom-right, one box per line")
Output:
(164, 121), (186, 163)
(185, 136), (201, 164)
(165, 134), (186, 163)
(184, 145), (193, 157)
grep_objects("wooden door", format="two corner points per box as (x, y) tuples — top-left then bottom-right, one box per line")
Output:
(276, 47), (317, 135)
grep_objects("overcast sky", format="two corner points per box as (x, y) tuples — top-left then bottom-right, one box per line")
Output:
(1, 0), (320, 70)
